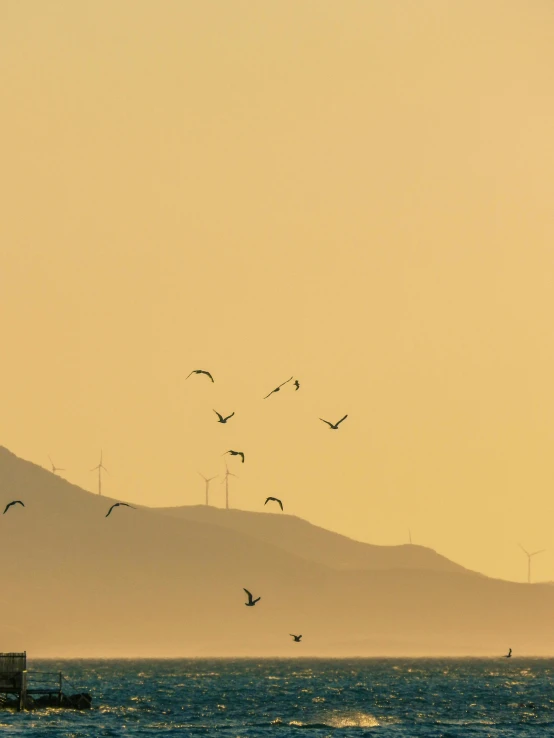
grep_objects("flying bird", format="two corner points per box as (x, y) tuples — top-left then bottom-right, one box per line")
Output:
(265, 497), (283, 511)
(186, 369), (214, 382)
(224, 450), (245, 463)
(319, 415), (348, 430)
(293, 380), (300, 391)
(504, 648), (512, 658)
(243, 588), (261, 607)
(290, 634), (302, 642)
(264, 376), (293, 399)
(105, 502), (136, 518)
(3, 501), (24, 515)
(214, 410), (235, 424)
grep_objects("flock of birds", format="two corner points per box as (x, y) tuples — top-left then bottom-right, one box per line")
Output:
(185, 370), (516, 656)
(5, 368), (515, 655)
(188, 370), (349, 475)
(186, 368), (350, 644)
(1, 367), (346, 647)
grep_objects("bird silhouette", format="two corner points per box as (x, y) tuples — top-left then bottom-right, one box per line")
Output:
(3, 501), (24, 515)
(243, 588), (261, 607)
(264, 376), (293, 399)
(290, 634), (302, 642)
(224, 450), (245, 463)
(293, 380), (300, 391)
(265, 497), (283, 511)
(105, 502), (136, 518)
(504, 648), (512, 658)
(319, 415), (348, 430)
(186, 369), (214, 382)
(214, 410), (235, 424)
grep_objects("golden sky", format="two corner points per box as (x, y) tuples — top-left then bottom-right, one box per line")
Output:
(1, 0), (554, 582)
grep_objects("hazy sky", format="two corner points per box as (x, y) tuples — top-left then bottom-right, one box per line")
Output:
(2, 0), (554, 582)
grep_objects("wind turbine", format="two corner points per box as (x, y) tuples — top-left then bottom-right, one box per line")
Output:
(48, 455), (65, 475)
(221, 464), (237, 510)
(518, 543), (545, 584)
(198, 472), (218, 506)
(90, 450), (109, 496)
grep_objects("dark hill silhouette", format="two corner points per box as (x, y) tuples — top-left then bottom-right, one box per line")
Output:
(152, 505), (472, 575)
(0, 445), (553, 657)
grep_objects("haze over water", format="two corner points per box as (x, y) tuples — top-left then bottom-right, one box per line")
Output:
(5, 659), (553, 736)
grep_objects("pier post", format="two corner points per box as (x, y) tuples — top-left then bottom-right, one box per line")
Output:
(18, 671), (27, 711)
(58, 672), (63, 706)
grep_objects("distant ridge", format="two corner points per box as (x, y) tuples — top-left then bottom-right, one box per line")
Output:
(152, 504), (474, 576)
(0, 445), (553, 658)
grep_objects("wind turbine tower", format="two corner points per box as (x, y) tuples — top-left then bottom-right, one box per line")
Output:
(518, 543), (545, 584)
(221, 464), (237, 510)
(48, 455), (65, 475)
(198, 472), (218, 506)
(90, 450), (109, 496)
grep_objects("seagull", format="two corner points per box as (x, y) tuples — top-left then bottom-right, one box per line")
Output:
(319, 415), (348, 430)
(243, 588), (261, 607)
(293, 380), (300, 391)
(214, 410), (235, 424)
(186, 369), (214, 382)
(3, 501), (24, 515)
(105, 502), (136, 518)
(224, 450), (245, 463)
(264, 376), (293, 399)
(504, 648), (512, 658)
(48, 455), (65, 474)
(265, 497), (283, 511)
(290, 634), (302, 642)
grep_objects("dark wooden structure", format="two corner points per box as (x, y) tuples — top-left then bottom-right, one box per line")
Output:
(0, 652), (91, 710)
(0, 652), (27, 710)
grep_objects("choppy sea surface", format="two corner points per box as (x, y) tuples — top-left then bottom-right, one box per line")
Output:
(1, 659), (554, 736)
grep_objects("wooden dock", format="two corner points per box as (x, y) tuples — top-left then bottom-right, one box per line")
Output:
(0, 652), (91, 710)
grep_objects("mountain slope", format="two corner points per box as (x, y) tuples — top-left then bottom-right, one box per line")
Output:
(0, 445), (551, 657)
(151, 504), (473, 574)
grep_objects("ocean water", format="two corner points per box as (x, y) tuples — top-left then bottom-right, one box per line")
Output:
(1, 659), (553, 736)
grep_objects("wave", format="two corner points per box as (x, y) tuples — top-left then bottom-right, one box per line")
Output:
(269, 712), (381, 729)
